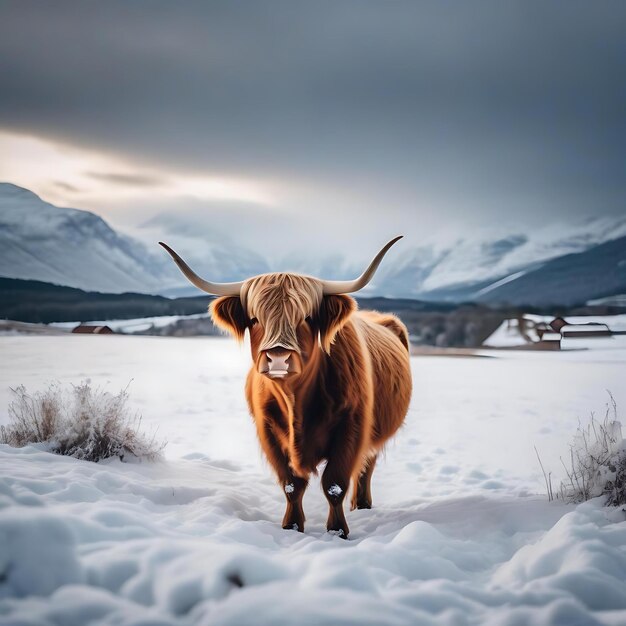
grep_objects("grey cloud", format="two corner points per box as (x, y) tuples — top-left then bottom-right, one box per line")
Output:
(85, 171), (169, 188)
(0, 0), (625, 235)
(52, 181), (81, 193)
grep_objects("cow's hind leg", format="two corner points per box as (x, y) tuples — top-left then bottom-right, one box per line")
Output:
(282, 474), (308, 532)
(351, 455), (377, 510)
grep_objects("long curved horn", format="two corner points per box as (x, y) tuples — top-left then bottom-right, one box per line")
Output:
(320, 236), (403, 295)
(159, 242), (243, 296)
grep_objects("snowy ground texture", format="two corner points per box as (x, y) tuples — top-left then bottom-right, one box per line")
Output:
(1, 334), (626, 626)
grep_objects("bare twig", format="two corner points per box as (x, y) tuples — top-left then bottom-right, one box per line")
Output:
(535, 446), (554, 501)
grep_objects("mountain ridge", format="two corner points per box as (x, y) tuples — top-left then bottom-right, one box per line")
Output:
(0, 183), (174, 293)
(1, 182), (624, 305)
(0, 183), (268, 294)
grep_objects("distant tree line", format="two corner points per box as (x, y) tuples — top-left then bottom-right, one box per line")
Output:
(0, 277), (211, 324)
(2, 277), (624, 348)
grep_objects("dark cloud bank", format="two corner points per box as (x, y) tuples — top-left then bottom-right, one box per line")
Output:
(1, 1), (625, 237)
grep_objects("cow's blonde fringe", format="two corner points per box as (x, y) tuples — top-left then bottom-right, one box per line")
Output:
(242, 274), (323, 352)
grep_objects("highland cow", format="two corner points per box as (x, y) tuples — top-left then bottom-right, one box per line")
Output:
(160, 237), (412, 538)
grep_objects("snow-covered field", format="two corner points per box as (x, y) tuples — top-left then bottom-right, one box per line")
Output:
(1, 335), (625, 625)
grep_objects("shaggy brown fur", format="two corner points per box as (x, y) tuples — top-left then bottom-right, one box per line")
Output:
(211, 273), (412, 538)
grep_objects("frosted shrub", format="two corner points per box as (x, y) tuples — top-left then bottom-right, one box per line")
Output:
(557, 395), (626, 506)
(0, 382), (164, 462)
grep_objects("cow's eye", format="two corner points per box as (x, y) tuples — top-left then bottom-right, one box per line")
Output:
(304, 316), (313, 326)
(250, 317), (258, 326)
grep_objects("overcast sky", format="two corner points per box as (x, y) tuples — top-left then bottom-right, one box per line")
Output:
(0, 1), (625, 260)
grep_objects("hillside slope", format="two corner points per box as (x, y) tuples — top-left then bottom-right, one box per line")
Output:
(476, 235), (626, 306)
(0, 183), (268, 295)
(0, 183), (175, 293)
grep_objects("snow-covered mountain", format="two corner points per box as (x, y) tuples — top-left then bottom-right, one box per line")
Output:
(0, 184), (267, 295)
(474, 235), (626, 306)
(378, 216), (626, 302)
(139, 209), (270, 296)
(0, 183), (177, 293)
(2, 181), (624, 305)
(141, 200), (626, 303)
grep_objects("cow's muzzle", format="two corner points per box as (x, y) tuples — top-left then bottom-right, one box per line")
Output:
(258, 347), (301, 380)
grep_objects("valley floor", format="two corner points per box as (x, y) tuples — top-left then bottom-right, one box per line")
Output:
(1, 336), (625, 625)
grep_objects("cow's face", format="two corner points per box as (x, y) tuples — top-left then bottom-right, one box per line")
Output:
(211, 274), (355, 382)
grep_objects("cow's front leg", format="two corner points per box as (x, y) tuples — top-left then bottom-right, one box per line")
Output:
(259, 423), (309, 532)
(322, 461), (351, 539)
(322, 414), (367, 538)
(282, 474), (308, 532)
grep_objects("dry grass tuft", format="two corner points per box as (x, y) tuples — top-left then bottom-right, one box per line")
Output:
(537, 393), (626, 506)
(1, 381), (165, 462)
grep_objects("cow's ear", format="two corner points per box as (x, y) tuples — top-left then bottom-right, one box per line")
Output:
(210, 296), (248, 342)
(317, 294), (356, 354)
